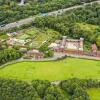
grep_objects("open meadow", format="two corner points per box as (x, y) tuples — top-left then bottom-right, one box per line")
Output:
(87, 88), (100, 100)
(0, 58), (100, 81)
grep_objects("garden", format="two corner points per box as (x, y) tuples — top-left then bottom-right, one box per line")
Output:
(14, 27), (60, 49)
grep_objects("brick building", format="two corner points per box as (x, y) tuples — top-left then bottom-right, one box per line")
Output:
(49, 36), (84, 52)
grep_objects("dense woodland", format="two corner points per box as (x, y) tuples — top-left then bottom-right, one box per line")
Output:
(0, 78), (100, 100)
(0, 0), (96, 25)
(35, 3), (100, 50)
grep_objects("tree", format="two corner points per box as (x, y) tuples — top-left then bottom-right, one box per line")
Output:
(96, 35), (100, 47)
(0, 48), (22, 65)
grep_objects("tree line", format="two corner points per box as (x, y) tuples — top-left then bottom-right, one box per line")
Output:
(0, 78), (100, 100)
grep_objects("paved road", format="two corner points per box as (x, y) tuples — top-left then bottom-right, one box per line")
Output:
(0, 0), (100, 30)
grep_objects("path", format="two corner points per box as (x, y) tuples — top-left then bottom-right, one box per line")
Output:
(0, 52), (100, 69)
(0, 0), (100, 30)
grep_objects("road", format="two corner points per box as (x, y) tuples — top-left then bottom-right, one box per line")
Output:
(0, 0), (100, 31)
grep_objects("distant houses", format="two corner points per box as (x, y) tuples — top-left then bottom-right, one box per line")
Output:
(5, 35), (100, 60)
(7, 38), (45, 60)
(6, 32), (45, 60)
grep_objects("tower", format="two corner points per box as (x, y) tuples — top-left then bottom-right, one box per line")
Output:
(79, 38), (84, 51)
(61, 36), (67, 48)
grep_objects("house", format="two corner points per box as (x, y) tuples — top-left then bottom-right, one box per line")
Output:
(26, 49), (44, 59)
(49, 36), (84, 52)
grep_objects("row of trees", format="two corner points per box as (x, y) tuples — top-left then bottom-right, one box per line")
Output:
(0, 0), (96, 25)
(35, 3), (100, 50)
(0, 79), (68, 100)
(0, 48), (22, 65)
(0, 78), (100, 100)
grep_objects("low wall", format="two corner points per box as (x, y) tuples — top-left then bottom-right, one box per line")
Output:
(64, 50), (100, 58)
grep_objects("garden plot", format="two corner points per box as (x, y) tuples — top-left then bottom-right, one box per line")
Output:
(15, 28), (59, 49)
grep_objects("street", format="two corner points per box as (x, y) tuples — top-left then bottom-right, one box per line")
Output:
(0, 0), (100, 30)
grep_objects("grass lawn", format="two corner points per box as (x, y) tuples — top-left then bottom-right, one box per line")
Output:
(87, 88), (100, 100)
(0, 58), (100, 81)
(76, 23), (99, 32)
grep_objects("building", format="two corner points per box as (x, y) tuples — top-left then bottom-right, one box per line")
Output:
(49, 36), (84, 52)
(26, 49), (44, 60)
(7, 38), (26, 46)
(7, 32), (17, 36)
(91, 43), (98, 53)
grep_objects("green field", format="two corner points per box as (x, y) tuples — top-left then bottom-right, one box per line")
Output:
(0, 58), (100, 81)
(87, 88), (100, 100)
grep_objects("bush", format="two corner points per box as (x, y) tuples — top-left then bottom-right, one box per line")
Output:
(0, 48), (22, 65)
